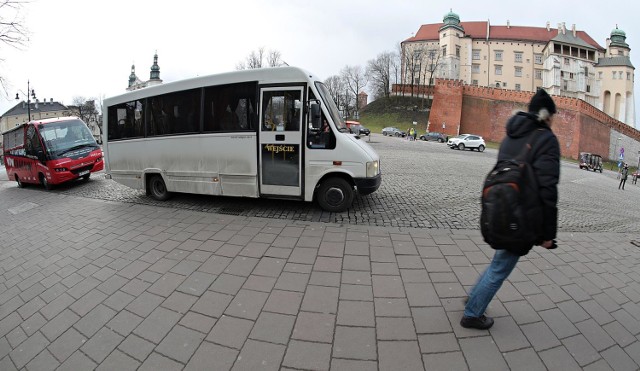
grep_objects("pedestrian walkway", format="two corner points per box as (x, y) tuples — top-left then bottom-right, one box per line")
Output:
(0, 186), (639, 370)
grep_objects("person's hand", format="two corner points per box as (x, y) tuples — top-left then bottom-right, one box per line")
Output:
(541, 240), (557, 249)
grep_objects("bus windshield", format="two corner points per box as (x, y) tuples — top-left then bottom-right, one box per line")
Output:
(315, 82), (347, 131)
(39, 119), (98, 157)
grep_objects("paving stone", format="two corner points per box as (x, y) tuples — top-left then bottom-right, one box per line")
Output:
(342, 270), (372, 285)
(418, 333), (460, 353)
(333, 326), (377, 360)
(557, 300), (591, 324)
(146, 272), (185, 297)
(377, 317), (417, 340)
(301, 285), (339, 314)
(191, 291), (233, 318)
(138, 352), (183, 371)
(80, 327), (124, 363)
(120, 279), (151, 296)
(538, 308), (580, 339)
(6, 326), (26, 348)
(309, 271), (341, 287)
(282, 340), (330, 371)
(198, 255), (232, 275)
(372, 275), (405, 298)
(47, 327), (87, 363)
(185, 341), (238, 371)
(580, 299), (615, 325)
(405, 282), (440, 307)
(611, 309), (640, 336)
(422, 351), (469, 371)
(106, 310), (143, 337)
(489, 316), (531, 352)
(96, 350), (140, 371)
(337, 300), (375, 327)
(252, 257), (286, 277)
(412, 307), (452, 334)
(223, 256), (259, 277)
(224, 289), (269, 320)
(249, 312), (295, 345)
(206, 315), (254, 349)
(242, 274), (277, 292)
(374, 298), (411, 317)
(502, 348), (546, 371)
(210, 273), (247, 295)
(561, 334), (601, 367)
(520, 321), (562, 352)
(73, 304), (116, 337)
(133, 307), (181, 344)
(161, 291), (198, 314)
(378, 341), (424, 371)
(233, 339), (286, 371)
(41, 309), (80, 341)
(56, 350), (97, 371)
(575, 318), (616, 351)
(125, 291), (164, 317)
(118, 334), (155, 362)
(339, 284), (373, 301)
(39, 293), (75, 320)
(21, 312), (46, 336)
(459, 336), (509, 371)
(538, 346), (582, 371)
(343, 255), (371, 271)
(155, 325), (205, 364)
(330, 359), (377, 371)
(25, 349), (59, 371)
(179, 311), (217, 334)
(9, 331), (50, 369)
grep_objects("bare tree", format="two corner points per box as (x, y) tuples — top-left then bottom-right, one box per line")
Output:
(323, 75), (349, 117)
(366, 51), (395, 100)
(236, 47), (284, 70)
(69, 97), (100, 140)
(400, 42), (426, 97)
(0, 0), (29, 91)
(341, 65), (368, 118)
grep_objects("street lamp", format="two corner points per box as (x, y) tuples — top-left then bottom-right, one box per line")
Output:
(15, 80), (37, 122)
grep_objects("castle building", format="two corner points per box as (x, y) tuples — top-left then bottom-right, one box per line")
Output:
(401, 10), (635, 128)
(127, 52), (163, 91)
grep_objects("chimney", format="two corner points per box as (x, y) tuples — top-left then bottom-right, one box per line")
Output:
(558, 23), (562, 35)
(572, 24), (576, 37)
(546, 21), (550, 31)
(562, 22), (566, 34)
(507, 20), (510, 29)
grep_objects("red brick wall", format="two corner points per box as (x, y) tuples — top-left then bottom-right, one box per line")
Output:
(432, 79), (640, 159)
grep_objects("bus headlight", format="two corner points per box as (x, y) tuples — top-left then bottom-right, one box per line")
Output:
(366, 160), (379, 177)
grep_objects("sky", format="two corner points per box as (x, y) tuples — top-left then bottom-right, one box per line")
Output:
(0, 0), (637, 123)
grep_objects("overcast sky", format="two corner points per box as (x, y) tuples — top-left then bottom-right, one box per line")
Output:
(0, 0), (637, 122)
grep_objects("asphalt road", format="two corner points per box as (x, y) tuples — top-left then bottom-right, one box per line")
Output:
(1, 133), (639, 232)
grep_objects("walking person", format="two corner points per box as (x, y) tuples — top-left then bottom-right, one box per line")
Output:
(619, 163), (629, 190)
(461, 89), (561, 330)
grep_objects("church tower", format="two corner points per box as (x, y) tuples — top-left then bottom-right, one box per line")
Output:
(148, 52), (163, 87)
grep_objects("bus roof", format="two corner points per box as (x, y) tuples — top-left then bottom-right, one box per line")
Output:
(2, 116), (82, 135)
(104, 66), (318, 107)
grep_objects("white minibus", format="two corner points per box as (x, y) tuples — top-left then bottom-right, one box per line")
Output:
(103, 67), (381, 212)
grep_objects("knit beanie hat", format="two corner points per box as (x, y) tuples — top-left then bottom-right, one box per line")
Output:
(528, 89), (557, 115)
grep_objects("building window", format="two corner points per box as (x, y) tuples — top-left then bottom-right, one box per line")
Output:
(561, 71), (564, 78)
(628, 72), (631, 80)
(442, 46), (447, 57)
(472, 49), (481, 60)
(534, 54), (543, 64)
(515, 67), (523, 77)
(495, 65), (502, 75)
(613, 71), (617, 79)
(515, 84), (521, 91)
(564, 58), (570, 65)
(599, 72), (603, 79)
(495, 50), (503, 61)
(514, 52), (523, 63)
(563, 81), (568, 90)
(472, 64), (480, 73)
(535, 69), (543, 80)
(456, 45), (460, 57)
(619, 71), (623, 79)
(472, 79), (479, 85)
(569, 73), (574, 79)
(586, 85), (591, 93)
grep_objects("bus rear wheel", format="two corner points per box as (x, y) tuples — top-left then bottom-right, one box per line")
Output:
(317, 177), (354, 212)
(15, 175), (26, 188)
(40, 173), (53, 190)
(148, 174), (171, 201)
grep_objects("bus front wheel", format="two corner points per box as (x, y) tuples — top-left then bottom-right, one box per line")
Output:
(317, 177), (354, 212)
(148, 174), (171, 201)
(39, 173), (53, 190)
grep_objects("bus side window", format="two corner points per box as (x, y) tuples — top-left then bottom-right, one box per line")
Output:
(307, 92), (335, 149)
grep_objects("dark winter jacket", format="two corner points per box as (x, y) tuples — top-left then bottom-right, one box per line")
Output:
(497, 111), (560, 254)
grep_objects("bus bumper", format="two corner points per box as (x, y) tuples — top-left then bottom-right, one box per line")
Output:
(354, 174), (381, 196)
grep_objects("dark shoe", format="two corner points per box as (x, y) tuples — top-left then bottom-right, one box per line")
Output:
(460, 315), (494, 330)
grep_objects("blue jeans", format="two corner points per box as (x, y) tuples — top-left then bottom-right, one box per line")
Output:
(464, 249), (520, 318)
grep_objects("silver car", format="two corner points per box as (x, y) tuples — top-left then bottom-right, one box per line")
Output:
(447, 134), (486, 152)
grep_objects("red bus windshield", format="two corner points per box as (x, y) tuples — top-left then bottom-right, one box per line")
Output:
(38, 119), (99, 159)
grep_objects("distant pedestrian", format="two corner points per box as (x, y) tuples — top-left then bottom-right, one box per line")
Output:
(412, 128), (417, 141)
(461, 89), (560, 330)
(619, 163), (629, 190)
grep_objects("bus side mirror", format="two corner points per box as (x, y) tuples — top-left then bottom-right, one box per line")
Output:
(310, 102), (321, 130)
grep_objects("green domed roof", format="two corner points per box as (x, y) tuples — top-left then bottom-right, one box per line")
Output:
(443, 9), (460, 25)
(611, 27), (626, 37)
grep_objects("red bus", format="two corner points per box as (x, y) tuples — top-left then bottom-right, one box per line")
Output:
(2, 117), (104, 189)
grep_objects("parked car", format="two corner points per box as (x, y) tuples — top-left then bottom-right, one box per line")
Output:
(382, 127), (406, 137)
(419, 132), (447, 143)
(579, 152), (603, 173)
(447, 134), (486, 151)
(346, 121), (370, 136)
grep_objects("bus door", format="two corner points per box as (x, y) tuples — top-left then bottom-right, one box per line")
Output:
(258, 87), (303, 197)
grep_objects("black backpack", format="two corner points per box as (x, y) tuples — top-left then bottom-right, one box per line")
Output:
(480, 130), (544, 255)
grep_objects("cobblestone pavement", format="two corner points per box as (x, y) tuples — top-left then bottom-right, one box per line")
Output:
(8, 133), (639, 233)
(0, 186), (639, 370)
